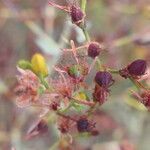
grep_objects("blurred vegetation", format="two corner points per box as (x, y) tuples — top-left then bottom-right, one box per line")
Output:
(0, 0), (149, 149)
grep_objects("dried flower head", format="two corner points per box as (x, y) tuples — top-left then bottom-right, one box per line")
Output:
(53, 77), (74, 99)
(14, 68), (40, 107)
(88, 42), (101, 58)
(95, 71), (114, 88)
(93, 85), (109, 104)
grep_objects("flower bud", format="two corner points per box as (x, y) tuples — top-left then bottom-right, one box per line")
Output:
(127, 59), (147, 76)
(88, 42), (101, 58)
(31, 53), (48, 77)
(70, 5), (84, 25)
(95, 71), (113, 88)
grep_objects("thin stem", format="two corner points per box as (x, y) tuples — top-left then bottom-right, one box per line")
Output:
(54, 67), (68, 87)
(87, 102), (99, 116)
(81, 0), (87, 13)
(70, 40), (79, 64)
(81, 26), (90, 42)
(129, 77), (141, 91)
(96, 58), (103, 71)
(48, 1), (69, 12)
(71, 97), (95, 106)
(129, 77), (149, 91)
(88, 57), (98, 74)
(39, 74), (49, 89)
(62, 45), (87, 52)
(108, 69), (120, 74)
(56, 111), (76, 122)
(80, 0), (90, 42)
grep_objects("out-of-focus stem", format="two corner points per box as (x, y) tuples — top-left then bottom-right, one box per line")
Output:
(129, 77), (141, 91)
(88, 57), (98, 74)
(111, 35), (134, 48)
(82, 27), (90, 42)
(80, 0), (90, 42)
(56, 111), (76, 121)
(39, 74), (49, 89)
(108, 69), (119, 74)
(71, 97), (95, 106)
(81, 0), (87, 13)
(48, 141), (59, 150)
(96, 58), (103, 71)
(87, 102), (99, 116)
(129, 77), (149, 91)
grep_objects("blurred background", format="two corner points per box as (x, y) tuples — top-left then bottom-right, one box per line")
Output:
(0, 0), (150, 150)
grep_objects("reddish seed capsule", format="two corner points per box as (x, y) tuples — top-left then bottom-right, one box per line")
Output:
(58, 118), (70, 134)
(93, 85), (109, 104)
(50, 101), (59, 111)
(77, 118), (89, 132)
(127, 59), (147, 76)
(141, 90), (150, 108)
(95, 71), (113, 88)
(88, 42), (101, 58)
(70, 5), (84, 25)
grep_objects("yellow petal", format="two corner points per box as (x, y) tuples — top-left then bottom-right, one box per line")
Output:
(31, 53), (48, 77)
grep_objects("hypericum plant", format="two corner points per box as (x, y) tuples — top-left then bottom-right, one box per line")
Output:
(14, 0), (149, 149)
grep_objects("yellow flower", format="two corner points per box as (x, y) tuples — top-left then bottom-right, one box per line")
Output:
(74, 92), (87, 100)
(31, 53), (48, 77)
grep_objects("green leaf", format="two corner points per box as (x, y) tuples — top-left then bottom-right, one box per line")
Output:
(17, 60), (32, 70)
